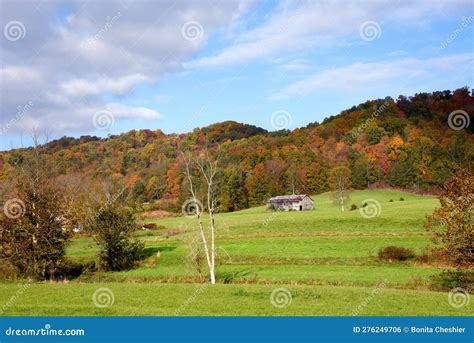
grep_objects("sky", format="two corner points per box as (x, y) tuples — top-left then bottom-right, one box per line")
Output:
(0, 0), (473, 151)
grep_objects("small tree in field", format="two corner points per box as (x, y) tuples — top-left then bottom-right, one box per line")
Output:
(425, 170), (473, 269)
(180, 147), (221, 284)
(86, 189), (144, 271)
(329, 166), (351, 211)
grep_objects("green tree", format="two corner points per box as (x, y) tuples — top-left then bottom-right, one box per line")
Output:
(87, 202), (144, 271)
(245, 163), (271, 206)
(365, 126), (385, 145)
(352, 157), (369, 189)
(221, 166), (247, 211)
(306, 162), (329, 193)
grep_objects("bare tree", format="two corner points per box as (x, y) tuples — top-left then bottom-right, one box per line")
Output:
(329, 166), (351, 211)
(180, 147), (220, 284)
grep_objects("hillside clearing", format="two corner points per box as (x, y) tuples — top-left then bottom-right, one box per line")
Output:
(2, 189), (472, 316)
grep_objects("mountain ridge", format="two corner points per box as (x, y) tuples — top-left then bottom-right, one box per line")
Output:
(1, 88), (472, 212)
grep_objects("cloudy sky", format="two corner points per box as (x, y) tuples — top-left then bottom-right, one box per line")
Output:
(0, 0), (473, 150)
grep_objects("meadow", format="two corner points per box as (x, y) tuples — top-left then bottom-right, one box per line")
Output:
(0, 190), (472, 316)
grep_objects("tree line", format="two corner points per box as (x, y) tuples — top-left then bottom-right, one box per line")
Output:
(1, 89), (471, 215)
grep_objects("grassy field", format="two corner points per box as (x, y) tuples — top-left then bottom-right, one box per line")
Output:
(1, 189), (472, 316)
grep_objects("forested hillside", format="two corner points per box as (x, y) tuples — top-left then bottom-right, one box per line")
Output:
(1, 88), (472, 212)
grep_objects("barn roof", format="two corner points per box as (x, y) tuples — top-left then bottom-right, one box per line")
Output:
(267, 194), (313, 203)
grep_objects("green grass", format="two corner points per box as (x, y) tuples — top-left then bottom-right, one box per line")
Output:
(1, 189), (472, 316)
(0, 282), (471, 316)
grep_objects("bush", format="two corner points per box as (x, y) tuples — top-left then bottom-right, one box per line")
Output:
(0, 260), (20, 280)
(378, 246), (415, 262)
(87, 204), (144, 271)
(389, 199), (393, 202)
(399, 197), (405, 201)
(349, 204), (358, 211)
(267, 204), (277, 211)
(415, 248), (442, 264)
(430, 270), (474, 291)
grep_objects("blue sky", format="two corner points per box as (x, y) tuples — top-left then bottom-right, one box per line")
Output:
(1, 0), (473, 150)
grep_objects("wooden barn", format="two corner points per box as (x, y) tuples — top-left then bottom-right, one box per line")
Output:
(266, 194), (314, 211)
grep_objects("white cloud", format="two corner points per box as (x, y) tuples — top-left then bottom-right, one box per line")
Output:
(0, 65), (41, 83)
(104, 103), (161, 120)
(271, 53), (474, 99)
(0, 0), (249, 135)
(59, 74), (150, 98)
(189, 0), (472, 68)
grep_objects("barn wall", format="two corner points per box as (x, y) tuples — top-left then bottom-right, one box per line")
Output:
(302, 197), (314, 210)
(266, 196), (314, 211)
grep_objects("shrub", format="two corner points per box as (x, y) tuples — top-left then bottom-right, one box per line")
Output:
(415, 248), (443, 264)
(389, 199), (393, 202)
(0, 260), (19, 280)
(430, 270), (474, 291)
(87, 204), (144, 271)
(267, 204), (277, 211)
(399, 197), (405, 201)
(185, 236), (207, 280)
(349, 204), (357, 211)
(378, 246), (415, 262)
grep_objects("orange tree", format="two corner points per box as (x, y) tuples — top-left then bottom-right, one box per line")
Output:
(425, 170), (473, 269)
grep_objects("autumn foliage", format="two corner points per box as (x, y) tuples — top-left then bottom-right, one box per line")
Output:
(0, 88), (472, 213)
(425, 170), (474, 269)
